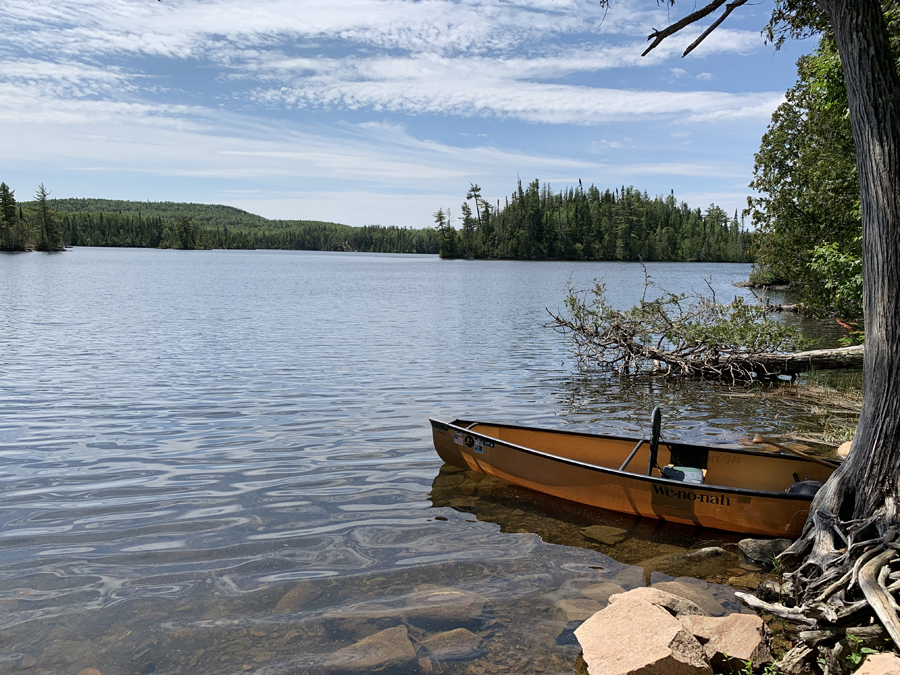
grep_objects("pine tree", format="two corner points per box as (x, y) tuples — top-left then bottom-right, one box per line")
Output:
(32, 184), (63, 251)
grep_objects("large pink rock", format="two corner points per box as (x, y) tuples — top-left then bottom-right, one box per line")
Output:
(855, 653), (900, 675)
(679, 613), (772, 673)
(608, 586), (707, 616)
(575, 596), (712, 675)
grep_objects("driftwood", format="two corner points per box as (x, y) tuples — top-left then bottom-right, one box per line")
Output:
(798, 625), (886, 646)
(766, 303), (803, 313)
(859, 549), (900, 647)
(548, 275), (864, 380)
(548, 291), (864, 379)
(722, 345), (864, 375)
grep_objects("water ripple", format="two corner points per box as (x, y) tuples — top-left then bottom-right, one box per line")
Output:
(0, 250), (833, 673)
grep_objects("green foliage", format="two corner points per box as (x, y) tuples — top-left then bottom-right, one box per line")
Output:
(749, 5), (900, 320)
(845, 634), (880, 667)
(771, 555), (783, 580)
(746, 34), (860, 306)
(808, 239), (863, 321)
(0, 182), (26, 251)
(552, 275), (808, 379)
(439, 181), (752, 262)
(433, 207), (459, 259)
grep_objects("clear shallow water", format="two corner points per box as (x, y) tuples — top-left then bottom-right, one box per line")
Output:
(0, 249), (832, 674)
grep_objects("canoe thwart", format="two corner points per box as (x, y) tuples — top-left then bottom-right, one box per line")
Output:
(619, 439), (646, 472)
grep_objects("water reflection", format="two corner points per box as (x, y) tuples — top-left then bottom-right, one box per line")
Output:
(429, 465), (757, 588)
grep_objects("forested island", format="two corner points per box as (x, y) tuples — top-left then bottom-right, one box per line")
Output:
(435, 181), (752, 263)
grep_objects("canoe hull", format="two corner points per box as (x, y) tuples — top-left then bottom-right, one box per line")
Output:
(430, 419), (830, 538)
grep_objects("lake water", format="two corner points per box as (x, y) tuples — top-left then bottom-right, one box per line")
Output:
(0, 249), (835, 674)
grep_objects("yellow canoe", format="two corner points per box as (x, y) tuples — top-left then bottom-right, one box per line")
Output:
(429, 416), (836, 538)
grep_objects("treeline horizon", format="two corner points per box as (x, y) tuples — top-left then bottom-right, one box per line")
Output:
(435, 181), (753, 262)
(0, 191), (441, 254)
(3, 183), (752, 263)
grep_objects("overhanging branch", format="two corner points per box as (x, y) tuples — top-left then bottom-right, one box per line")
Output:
(642, 0), (750, 57)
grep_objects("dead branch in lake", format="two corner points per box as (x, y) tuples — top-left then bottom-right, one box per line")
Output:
(548, 276), (863, 381)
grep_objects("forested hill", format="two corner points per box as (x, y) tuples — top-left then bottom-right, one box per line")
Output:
(49, 198), (320, 231)
(435, 181), (753, 262)
(43, 198), (440, 253)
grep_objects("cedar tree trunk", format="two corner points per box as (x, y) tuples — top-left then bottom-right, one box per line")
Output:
(787, 0), (900, 565)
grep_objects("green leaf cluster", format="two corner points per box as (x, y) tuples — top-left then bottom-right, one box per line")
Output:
(554, 276), (807, 379)
(746, 35), (860, 316)
(749, 2), (900, 321)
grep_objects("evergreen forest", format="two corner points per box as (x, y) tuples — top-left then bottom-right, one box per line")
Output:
(0, 193), (440, 254)
(0, 183), (66, 252)
(434, 181), (752, 263)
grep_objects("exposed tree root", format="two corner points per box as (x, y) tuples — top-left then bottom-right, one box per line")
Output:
(737, 468), (900, 673)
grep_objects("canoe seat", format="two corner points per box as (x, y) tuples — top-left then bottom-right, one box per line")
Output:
(662, 465), (706, 485)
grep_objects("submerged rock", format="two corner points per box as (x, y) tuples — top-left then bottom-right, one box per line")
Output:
(575, 596), (712, 675)
(684, 547), (732, 561)
(582, 525), (628, 546)
(323, 625), (417, 672)
(554, 598), (607, 623)
(404, 584), (486, 629)
(274, 580), (322, 613)
(637, 548), (740, 579)
(737, 538), (792, 567)
(581, 581), (626, 604)
(421, 628), (481, 661)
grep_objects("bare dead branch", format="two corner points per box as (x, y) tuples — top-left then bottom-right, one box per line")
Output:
(643, 0), (750, 58)
(642, 0), (728, 56)
(683, 0), (750, 56)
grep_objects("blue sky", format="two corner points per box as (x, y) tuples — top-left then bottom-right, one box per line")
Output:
(1, 0), (814, 229)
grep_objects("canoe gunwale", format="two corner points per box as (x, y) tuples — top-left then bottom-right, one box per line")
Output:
(430, 417), (827, 502)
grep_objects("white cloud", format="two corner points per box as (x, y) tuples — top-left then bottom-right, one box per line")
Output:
(0, 0), (774, 127)
(590, 137), (636, 152)
(697, 72), (715, 81)
(670, 67), (687, 78)
(255, 71), (783, 124)
(4, 0), (654, 59)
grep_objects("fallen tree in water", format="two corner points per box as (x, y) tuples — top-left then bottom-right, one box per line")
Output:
(548, 278), (863, 381)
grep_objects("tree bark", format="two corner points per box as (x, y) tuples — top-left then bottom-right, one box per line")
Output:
(720, 345), (863, 375)
(812, 0), (900, 525)
(782, 0), (900, 605)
